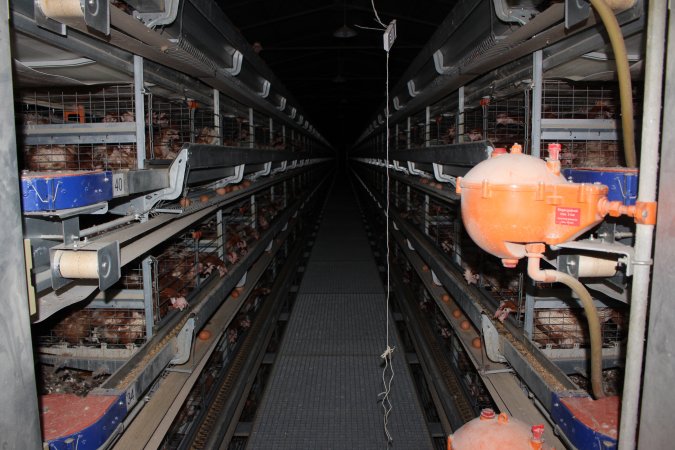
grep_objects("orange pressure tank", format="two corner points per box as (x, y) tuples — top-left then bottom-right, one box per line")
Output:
(457, 144), (609, 267)
(447, 408), (551, 450)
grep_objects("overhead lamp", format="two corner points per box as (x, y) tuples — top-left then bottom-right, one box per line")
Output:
(333, 25), (357, 38)
(333, 1), (357, 38)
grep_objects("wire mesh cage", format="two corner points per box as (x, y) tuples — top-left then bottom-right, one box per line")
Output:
(39, 306), (147, 348)
(193, 105), (220, 145)
(145, 93), (190, 160)
(252, 110), (271, 148)
(409, 111), (427, 148)
(532, 306), (626, 349)
(539, 80), (636, 167)
(18, 85), (140, 171)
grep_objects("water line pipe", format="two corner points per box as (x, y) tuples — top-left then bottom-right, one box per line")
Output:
(618, 0), (667, 447)
(526, 245), (605, 399)
(589, 0), (637, 167)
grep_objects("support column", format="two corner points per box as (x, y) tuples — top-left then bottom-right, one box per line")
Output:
(457, 86), (464, 143)
(134, 55), (146, 169)
(0, 6), (42, 447)
(531, 50), (543, 157)
(213, 88), (221, 145)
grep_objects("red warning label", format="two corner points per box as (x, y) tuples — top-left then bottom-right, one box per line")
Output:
(555, 207), (581, 226)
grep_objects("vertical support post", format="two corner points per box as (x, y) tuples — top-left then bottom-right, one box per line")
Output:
(283, 181), (288, 208)
(141, 257), (155, 339)
(251, 195), (257, 230)
(395, 123), (399, 150)
(424, 194), (430, 235)
(0, 5), (42, 445)
(425, 106), (431, 147)
(406, 185), (411, 212)
(282, 125), (286, 148)
(453, 217), (462, 266)
(269, 117), (274, 146)
(406, 117), (411, 149)
(625, 1), (669, 448)
(457, 86), (465, 143)
(531, 50), (543, 158)
(213, 89), (221, 145)
(134, 55), (146, 169)
(248, 107), (255, 148)
(216, 209), (224, 259)
(524, 293), (535, 339)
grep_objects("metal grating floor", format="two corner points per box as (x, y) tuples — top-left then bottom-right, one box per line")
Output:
(247, 182), (433, 450)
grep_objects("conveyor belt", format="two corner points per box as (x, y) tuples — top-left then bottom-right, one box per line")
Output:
(247, 182), (434, 449)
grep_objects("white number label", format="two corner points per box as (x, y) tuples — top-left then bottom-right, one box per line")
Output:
(112, 172), (127, 197)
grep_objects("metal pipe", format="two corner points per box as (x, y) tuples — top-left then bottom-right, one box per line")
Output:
(618, 0), (667, 447)
(589, 0), (637, 167)
(531, 50), (543, 157)
(526, 251), (605, 399)
(0, 0), (42, 443)
(213, 88), (221, 145)
(79, 214), (140, 238)
(134, 55), (146, 170)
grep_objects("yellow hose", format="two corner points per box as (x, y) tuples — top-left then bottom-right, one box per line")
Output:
(589, 0), (637, 168)
(554, 272), (606, 399)
(527, 254), (606, 399)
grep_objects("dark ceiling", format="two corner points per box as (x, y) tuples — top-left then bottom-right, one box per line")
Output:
(216, 0), (458, 147)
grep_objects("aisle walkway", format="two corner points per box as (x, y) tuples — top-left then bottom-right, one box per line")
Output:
(247, 181), (433, 449)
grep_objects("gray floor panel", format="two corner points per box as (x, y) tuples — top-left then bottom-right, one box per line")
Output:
(246, 183), (433, 450)
(300, 261), (384, 293)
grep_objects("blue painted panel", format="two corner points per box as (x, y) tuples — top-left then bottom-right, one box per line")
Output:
(552, 392), (618, 450)
(563, 168), (638, 205)
(21, 171), (113, 212)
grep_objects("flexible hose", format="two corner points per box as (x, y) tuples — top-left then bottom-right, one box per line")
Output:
(555, 272), (606, 399)
(589, 0), (637, 168)
(527, 256), (606, 399)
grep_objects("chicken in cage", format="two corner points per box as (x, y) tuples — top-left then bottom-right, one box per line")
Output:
(533, 307), (626, 349)
(39, 365), (109, 397)
(45, 307), (146, 347)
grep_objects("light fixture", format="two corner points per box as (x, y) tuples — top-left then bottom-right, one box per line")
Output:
(333, 1), (357, 38)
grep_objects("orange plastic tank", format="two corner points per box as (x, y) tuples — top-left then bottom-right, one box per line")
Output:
(447, 409), (552, 450)
(457, 144), (609, 267)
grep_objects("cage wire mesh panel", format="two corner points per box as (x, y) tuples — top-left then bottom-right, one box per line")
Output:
(247, 182), (433, 450)
(18, 85), (139, 171)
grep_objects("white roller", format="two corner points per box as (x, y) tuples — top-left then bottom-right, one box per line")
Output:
(603, 0), (637, 10)
(576, 255), (618, 278)
(37, 0), (84, 22)
(56, 250), (99, 279)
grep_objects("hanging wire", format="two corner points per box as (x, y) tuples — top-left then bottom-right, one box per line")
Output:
(378, 48), (396, 448)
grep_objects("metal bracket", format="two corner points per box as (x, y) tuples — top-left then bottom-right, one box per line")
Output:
(564, 0), (591, 29)
(551, 239), (635, 276)
(110, 148), (189, 215)
(432, 162), (457, 186)
(493, 0), (531, 25)
(136, 0), (180, 27)
(247, 162), (272, 181)
(237, 271), (247, 288)
(431, 270), (442, 286)
(481, 314), (507, 363)
(170, 317), (195, 365)
(407, 161), (426, 177)
(84, 0), (110, 35)
(50, 240), (121, 291)
(393, 160), (409, 174)
(271, 160), (288, 175)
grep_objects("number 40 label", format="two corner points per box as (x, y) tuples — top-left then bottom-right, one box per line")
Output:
(112, 172), (127, 197)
